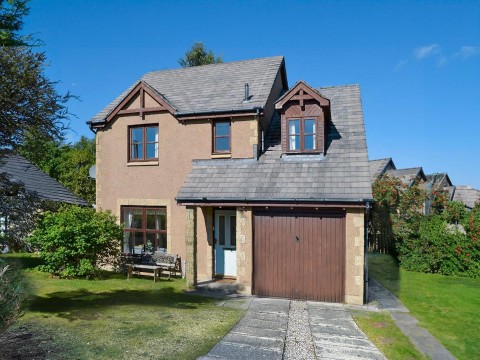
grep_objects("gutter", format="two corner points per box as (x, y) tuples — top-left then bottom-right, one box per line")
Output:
(176, 197), (373, 206)
(174, 106), (264, 121)
(86, 106), (264, 128)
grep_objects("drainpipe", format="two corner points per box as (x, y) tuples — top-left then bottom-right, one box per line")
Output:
(364, 201), (371, 304)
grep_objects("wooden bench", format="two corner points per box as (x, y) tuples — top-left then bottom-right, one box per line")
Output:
(125, 252), (180, 282)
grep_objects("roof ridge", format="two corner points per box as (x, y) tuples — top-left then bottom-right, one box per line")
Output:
(143, 55), (284, 76)
(317, 83), (360, 90)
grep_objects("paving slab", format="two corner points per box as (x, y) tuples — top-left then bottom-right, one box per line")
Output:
(308, 303), (386, 360)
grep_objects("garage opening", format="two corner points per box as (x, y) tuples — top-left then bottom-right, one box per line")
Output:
(253, 209), (345, 302)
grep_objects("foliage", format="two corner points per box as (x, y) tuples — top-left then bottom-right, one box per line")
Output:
(55, 137), (95, 203)
(29, 206), (123, 278)
(369, 175), (426, 254)
(397, 215), (480, 277)
(465, 201), (480, 243)
(0, 46), (71, 155)
(0, 0), (30, 46)
(18, 134), (95, 203)
(0, 257), (30, 332)
(17, 128), (64, 179)
(178, 42), (222, 67)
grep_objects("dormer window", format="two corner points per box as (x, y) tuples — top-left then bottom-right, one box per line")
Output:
(275, 81), (330, 155)
(288, 118), (317, 151)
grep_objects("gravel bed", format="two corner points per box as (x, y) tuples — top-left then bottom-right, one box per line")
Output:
(284, 300), (316, 359)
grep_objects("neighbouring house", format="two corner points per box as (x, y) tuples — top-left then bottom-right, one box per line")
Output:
(88, 56), (372, 304)
(0, 154), (89, 236)
(368, 157), (396, 184)
(452, 186), (480, 210)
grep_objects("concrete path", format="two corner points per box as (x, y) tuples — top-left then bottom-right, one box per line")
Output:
(368, 277), (456, 360)
(198, 297), (385, 360)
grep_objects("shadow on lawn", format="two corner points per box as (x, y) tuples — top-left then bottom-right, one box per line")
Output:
(28, 286), (211, 321)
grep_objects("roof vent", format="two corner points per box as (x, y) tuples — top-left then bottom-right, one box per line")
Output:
(243, 83), (251, 102)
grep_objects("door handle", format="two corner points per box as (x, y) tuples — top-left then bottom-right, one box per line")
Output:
(295, 236), (300, 242)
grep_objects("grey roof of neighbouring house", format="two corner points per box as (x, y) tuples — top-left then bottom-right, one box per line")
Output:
(425, 173), (453, 188)
(88, 56), (286, 125)
(369, 158), (395, 184)
(177, 84), (372, 203)
(0, 155), (90, 206)
(452, 186), (480, 209)
(384, 167), (426, 187)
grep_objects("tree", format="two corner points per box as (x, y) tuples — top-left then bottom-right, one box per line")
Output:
(0, 46), (70, 156)
(56, 137), (96, 203)
(0, 0), (30, 46)
(178, 42), (222, 67)
(18, 134), (96, 203)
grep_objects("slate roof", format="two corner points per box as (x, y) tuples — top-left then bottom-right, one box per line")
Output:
(425, 173), (452, 188)
(0, 155), (90, 206)
(369, 158), (395, 184)
(89, 56), (285, 125)
(177, 84), (372, 203)
(384, 167), (426, 187)
(452, 186), (480, 210)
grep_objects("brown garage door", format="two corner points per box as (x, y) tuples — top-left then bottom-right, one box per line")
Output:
(253, 210), (345, 302)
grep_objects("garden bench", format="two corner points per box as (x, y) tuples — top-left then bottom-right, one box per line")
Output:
(125, 252), (181, 282)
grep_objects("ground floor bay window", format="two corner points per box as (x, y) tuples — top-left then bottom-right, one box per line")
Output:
(122, 206), (167, 254)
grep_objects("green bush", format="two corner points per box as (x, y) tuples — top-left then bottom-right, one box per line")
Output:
(0, 258), (30, 332)
(398, 215), (480, 277)
(29, 206), (123, 278)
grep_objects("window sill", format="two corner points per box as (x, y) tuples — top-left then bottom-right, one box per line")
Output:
(211, 153), (232, 159)
(127, 161), (159, 166)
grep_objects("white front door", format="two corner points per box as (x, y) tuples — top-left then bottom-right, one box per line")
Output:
(214, 210), (237, 277)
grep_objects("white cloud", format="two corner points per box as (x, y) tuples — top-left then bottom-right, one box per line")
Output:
(454, 46), (480, 60)
(414, 44), (441, 59)
(395, 59), (408, 72)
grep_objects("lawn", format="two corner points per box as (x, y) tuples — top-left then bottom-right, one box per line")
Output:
(351, 310), (426, 360)
(369, 252), (480, 360)
(0, 254), (244, 360)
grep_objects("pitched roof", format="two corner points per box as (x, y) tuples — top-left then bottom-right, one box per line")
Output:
(452, 186), (480, 210)
(425, 173), (453, 188)
(177, 84), (372, 204)
(384, 167), (426, 187)
(0, 155), (90, 206)
(89, 56), (286, 125)
(369, 158), (395, 184)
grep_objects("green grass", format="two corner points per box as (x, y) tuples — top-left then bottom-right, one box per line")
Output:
(351, 311), (426, 360)
(369, 252), (480, 360)
(1, 254), (243, 359)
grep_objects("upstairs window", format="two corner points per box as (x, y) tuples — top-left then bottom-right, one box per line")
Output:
(288, 118), (317, 152)
(213, 121), (231, 153)
(129, 125), (158, 161)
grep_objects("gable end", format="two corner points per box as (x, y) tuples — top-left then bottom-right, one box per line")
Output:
(103, 81), (175, 124)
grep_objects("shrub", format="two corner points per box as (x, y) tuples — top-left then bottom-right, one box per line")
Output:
(398, 215), (480, 277)
(29, 206), (123, 278)
(0, 258), (30, 332)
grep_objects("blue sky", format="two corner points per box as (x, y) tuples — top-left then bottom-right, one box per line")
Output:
(23, 0), (480, 188)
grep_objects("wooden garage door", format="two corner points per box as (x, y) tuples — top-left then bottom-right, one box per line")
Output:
(253, 210), (345, 302)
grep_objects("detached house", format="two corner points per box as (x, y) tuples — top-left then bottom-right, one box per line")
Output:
(88, 56), (372, 304)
